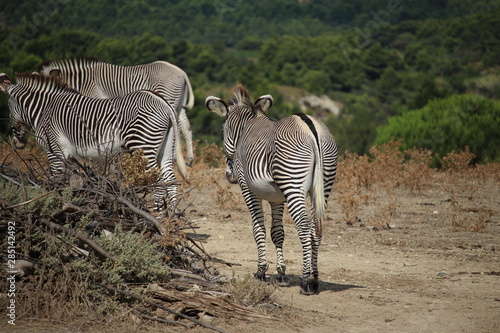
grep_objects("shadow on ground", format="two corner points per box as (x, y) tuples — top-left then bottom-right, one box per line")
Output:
(269, 274), (364, 293)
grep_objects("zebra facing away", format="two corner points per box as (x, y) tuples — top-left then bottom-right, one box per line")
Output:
(206, 85), (338, 295)
(0, 73), (188, 212)
(37, 58), (196, 166)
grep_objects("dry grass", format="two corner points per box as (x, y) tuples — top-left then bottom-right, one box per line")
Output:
(228, 274), (276, 307)
(121, 150), (161, 187)
(182, 140), (242, 210)
(185, 139), (498, 234)
(334, 140), (499, 232)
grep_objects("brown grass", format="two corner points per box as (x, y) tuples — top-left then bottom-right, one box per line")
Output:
(184, 138), (499, 233)
(0, 139), (50, 182)
(121, 150), (161, 187)
(334, 140), (499, 232)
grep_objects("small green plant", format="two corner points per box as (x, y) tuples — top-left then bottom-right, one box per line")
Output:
(95, 225), (171, 285)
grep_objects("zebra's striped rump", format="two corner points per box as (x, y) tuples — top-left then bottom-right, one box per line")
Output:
(206, 85), (338, 295)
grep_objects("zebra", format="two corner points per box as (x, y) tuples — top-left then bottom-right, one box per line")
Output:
(205, 85), (338, 295)
(37, 58), (196, 166)
(0, 72), (188, 212)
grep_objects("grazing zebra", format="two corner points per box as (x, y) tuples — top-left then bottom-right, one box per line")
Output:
(0, 73), (187, 212)
(206, 85), (338, 295)
(37, 58), (196, 166)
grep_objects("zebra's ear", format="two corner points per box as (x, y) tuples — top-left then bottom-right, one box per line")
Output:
(205, 96), (228, 117)
(255, 94), (273, 112)
(0, 73), (12, 93)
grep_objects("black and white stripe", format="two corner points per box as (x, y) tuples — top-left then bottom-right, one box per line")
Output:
(38, 58), (195, 166)
(206, 85), (338, 295)
(2, 73), (186, 213)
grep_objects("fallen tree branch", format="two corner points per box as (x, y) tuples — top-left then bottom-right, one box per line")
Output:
(96, 283), (230, 333)
(75, 187), (168, 235)
(2, 191), (54, 211)
(131, 309), (192, 328)
(146, 284), (279, 322)
(184, 239), (241, 267)
(37, 218), (116, 261)
(0, 172), (22, 186)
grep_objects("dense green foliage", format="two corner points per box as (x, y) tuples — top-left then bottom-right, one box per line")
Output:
(376, 95), (500, 165)
(3, 0), (497, 45)
(1, 0), (499, 159)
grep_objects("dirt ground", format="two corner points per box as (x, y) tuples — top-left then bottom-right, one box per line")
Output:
(184, 167), (500, 333)
(4, 165), (499, 333)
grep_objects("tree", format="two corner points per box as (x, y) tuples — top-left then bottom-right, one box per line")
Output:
(376, 66), (402, 103)
(91, 38), (130, 65)
(130, 33), (171, 64)
(409, 74), (443, 110)
(376, 94), (500, 165)
(297, 70), (331, 94)
(9, 52), (42, 72)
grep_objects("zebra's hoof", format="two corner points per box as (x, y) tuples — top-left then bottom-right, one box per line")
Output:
(300, 277), (319, 295)
(254, 271), (267, 282)
(275, 274), (289, 286)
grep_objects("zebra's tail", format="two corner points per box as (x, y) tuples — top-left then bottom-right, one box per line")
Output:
(184, 74), (194, 110)
(173, 121), (189, 182)
(312, 137), (326, 238)
(296, 112), (326, 238)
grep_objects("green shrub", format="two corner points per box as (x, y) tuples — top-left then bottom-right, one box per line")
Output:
(95, 225), (171, 285)
(375, 94), (500, 166)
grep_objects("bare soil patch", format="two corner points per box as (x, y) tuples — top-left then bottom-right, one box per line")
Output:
(183, 164), (500, 333)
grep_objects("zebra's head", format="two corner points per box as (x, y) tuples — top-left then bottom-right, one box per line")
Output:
(205, 84), (273, 184)
(11, 120), (29, 149)
(1, 74), (28, 149)
(0, 73), (11, 92)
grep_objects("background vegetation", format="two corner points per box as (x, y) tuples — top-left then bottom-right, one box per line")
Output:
(1, 2), (499, 329)
(1, 0), (499, 162)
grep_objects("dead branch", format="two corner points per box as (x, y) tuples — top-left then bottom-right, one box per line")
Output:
(75, 187), (168, 235)
(145, 283), (278, 322)
(131, 309), (192, 328)
(0, 172), (22, 186)
(171, 268), (212, 281)
(37, 218), (116, 261)
(97, 283), (231, 333)
(184, 239), (241, 267)
(1, 191), (54, 211)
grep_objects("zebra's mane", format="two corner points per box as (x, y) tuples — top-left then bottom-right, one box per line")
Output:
(37, 57), (105, 72)
(15, 73), (80, 94)
(228, 84), (252, 107)
(228, 84), (267, 117)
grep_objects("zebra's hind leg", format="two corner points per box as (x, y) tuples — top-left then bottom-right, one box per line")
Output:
(300, 235), (321, 295)
(244, 194), (269, 282)
(297, 221), (318, 295)
(178, 107), (194, 167)
(310, 213), (322, 294)
(270, 202), (289, 286)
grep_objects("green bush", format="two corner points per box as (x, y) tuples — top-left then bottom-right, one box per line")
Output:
(95, 226), (171, 285)
(375, 94), (500, 165)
